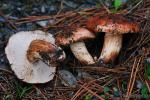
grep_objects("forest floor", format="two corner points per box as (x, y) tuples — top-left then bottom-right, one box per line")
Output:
(0, 0), (150, 100)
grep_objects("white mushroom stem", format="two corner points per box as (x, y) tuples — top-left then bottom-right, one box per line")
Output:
(98, 34), (122, 63)
(70, 41), (95, 65)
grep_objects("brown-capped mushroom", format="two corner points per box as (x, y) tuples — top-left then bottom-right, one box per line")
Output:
(5, 30), (66, 83)
(55, 28), (95, 65)
(87, 14), (140, 63)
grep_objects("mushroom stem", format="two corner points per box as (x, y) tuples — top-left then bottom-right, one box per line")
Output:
(98, 34), (122, 63)
(70, 41), (95, 64)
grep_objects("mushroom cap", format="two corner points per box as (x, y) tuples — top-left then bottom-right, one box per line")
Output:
(55, 28), (95, 46)
(5, 30), (58, 83)
(87, 14), (140, 34)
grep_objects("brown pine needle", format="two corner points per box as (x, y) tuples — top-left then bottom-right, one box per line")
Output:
(125, 58), (141, 100)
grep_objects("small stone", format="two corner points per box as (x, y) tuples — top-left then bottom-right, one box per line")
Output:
(41, 5), (46, 13)
(36, 20), (48, 27)
(103, 0), (113, 7)
(122, 0), (128, 4)
(47, 6), (57, 13)
(77, 3), (94, 10)
(77, 70), (93, 80)
(63, 1), (78, 8)
(17, 7), (22, 11)
(136, 80), (143, 89)
(146, 58), (150, 63)
(8, 16), (18, 20)
(0, 17), (6, 22)
(17, 23), (37, 31)
(32, 8), (39, 14)
(58, 70), (77, 87)
(48, 19), (56, 25)
(113, 87), (120, 97)
(86, 0), (97, 5)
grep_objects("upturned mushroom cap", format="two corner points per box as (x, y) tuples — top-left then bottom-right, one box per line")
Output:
(87, 14), (140, 34)
(55, 28), (95, 46)
(5, 30), (65, 83)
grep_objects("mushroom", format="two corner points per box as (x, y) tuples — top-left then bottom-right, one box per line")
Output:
(87, 14), (140, 63)
(55, 28), (95, 65)
(5, 30), (66, 83)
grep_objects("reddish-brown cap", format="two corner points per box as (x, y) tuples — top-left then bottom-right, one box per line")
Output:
(27, 40), (65, 64)
(55, 28), (95, 46)
(86, 14), (140, 34)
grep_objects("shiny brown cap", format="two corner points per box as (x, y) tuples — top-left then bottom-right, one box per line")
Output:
(27, 40), (57, 63)
(27, 40), (65, 64)
(55, 28), (95, 46)
(86, 14), (140, 34)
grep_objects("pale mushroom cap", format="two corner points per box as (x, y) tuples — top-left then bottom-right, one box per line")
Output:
(5, 30), (57, 83)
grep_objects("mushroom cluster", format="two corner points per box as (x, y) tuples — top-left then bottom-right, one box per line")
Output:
(5, 14), (140, 84)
